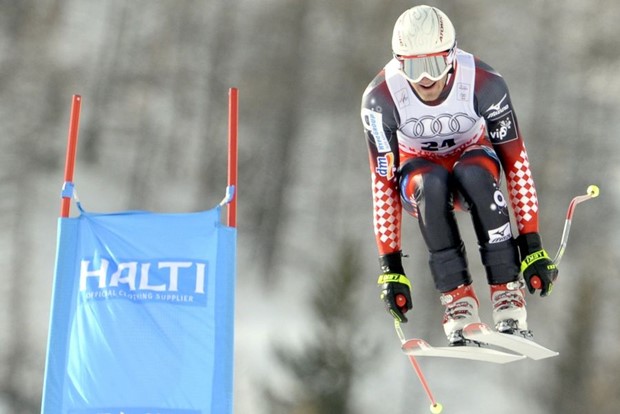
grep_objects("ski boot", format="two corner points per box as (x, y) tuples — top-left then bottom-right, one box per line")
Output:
(441, 283), (481, 346)
(491, 281), (532, 338)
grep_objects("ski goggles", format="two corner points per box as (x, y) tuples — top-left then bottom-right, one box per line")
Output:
(395, 47), (456, 83)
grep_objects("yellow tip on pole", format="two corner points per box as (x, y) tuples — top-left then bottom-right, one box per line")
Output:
(587, 185), (600, 198)
(430, 402), (444, 413)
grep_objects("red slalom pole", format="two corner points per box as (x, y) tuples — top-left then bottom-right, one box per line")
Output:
(60, 95), (82, 218)
(226, 88), (238, 228)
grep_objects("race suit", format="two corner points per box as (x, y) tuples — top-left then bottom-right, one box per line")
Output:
(361, 49), (540, 292)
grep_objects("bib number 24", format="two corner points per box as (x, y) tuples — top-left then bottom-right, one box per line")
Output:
(421, 138), (456, 152)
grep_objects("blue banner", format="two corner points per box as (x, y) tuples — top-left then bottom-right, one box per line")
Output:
(41, 206), (236, 414)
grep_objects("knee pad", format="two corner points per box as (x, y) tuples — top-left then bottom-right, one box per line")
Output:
(453, 163), (498, 202)
(399, 160), (452, 213)
(453, 148), (501, 204)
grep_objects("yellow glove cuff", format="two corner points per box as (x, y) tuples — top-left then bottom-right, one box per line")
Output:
(520, 249), (555, 272)
(377, 273), (412, 290)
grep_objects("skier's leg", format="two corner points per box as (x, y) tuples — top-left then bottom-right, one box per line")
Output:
(400, 157), (480, 344)
(452, 146), (527, 332)
(400, 157), (471, 291)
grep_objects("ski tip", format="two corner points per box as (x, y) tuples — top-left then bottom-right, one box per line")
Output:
(401, 338), (428, 352)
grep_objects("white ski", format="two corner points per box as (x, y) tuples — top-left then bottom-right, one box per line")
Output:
(401, 338), (526, 364)
(462, 322), (559, 360)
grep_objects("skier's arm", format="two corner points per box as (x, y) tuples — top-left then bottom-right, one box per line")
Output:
(361, 77), (412, 321)
(361, 77), (404, 258)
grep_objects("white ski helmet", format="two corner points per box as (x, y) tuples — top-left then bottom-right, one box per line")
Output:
(392, 5), (457, 82)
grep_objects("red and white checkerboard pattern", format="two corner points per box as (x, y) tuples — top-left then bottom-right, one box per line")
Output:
(507, 150), (538, 231)
(373, 174), (401, 251)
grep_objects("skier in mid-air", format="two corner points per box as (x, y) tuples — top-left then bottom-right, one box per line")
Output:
(361, 5), (558, 345)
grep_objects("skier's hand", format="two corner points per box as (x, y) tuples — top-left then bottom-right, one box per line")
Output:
(377, 273), (412, 322)
(518, 233), (558, 297)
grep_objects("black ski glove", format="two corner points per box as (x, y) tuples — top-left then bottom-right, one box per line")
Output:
(517, 233), (558, 297)
(377, 252), (412, 322)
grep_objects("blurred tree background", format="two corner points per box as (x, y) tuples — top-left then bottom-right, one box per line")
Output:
(0, 1), (618, 413)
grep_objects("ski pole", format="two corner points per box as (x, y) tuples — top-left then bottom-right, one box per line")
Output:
(394, 295), (443, 414)
(530, 184), (600, 289)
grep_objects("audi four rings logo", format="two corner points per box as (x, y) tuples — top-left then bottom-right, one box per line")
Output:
(403, 112), (478, 137)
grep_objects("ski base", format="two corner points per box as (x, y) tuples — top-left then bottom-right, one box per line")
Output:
(402, 338), (525, 364)
(462, 322), (558, 360)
